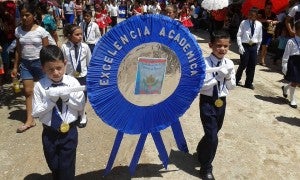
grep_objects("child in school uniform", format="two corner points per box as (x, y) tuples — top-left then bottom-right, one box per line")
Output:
(32, 45), (85, 179)
(281, 21), (300, 108)
(197, 30), (236, 180)
(79, 9), (101, 53)
(61, 24), (91, 128)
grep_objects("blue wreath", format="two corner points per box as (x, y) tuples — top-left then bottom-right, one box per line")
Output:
(87, 14), (205, 134)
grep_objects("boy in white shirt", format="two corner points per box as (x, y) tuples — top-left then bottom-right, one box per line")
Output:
(80, 9), (101, 53)
(197, 30), (236, 180)
(32, 45), (85, 179)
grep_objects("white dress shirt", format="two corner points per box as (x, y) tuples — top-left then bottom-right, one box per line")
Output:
(32, 75), (85, 126)
(288, 4), (300, 24)
(79, 21), (101, 45)
(61, 41), (91, 78)
(200, 54), (236, 97)
(282, 36), (300, 64)
(237, 19), (263, 50)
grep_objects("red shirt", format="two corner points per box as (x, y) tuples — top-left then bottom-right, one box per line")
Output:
(211, 8), (227, 22)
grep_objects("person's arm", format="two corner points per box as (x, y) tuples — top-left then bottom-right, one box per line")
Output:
(94, 22), (101, 39)
(282, 40), (292, 64)
(32, 82), (56, 118)
(86, 44), (92, 66)
(11, 38), (20, 78)
(200, 60), (218, 91)
(50, 30), (59, 45)
(42, 36), (49, 46)
(236, 20), (245, 54)
(224, 60), (236, 89)
(285, 15), (295, 37)
(65, 78), (85, 111)
(257, 22), (263, 52)
(201, 75), (218, 91)
(281, 39), (292, 75)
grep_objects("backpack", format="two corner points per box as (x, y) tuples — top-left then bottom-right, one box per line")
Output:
(42, 14), (57, 32)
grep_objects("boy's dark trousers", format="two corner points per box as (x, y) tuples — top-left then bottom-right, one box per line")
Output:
(42, 125), (78, 180)
(197, 94), (226, 173)
(235, 44), (258, 87)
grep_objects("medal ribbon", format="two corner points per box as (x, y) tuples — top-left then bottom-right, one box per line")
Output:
(50, 83), (69, 130)
(70, 44), (82, 74)
(209, 57), (227, 98)
(84, 22), (92, 42)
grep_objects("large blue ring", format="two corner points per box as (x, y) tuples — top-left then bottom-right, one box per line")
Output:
(87, 15), (205, 134)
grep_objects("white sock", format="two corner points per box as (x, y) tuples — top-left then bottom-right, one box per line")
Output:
(283, 83), (290, 94)
(290, 86), (297, 105)
(79, 110), (87, 124)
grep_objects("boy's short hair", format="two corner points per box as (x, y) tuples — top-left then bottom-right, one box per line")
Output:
(83, 9), (93, 17)
(249, 7), (259, 14)
(295, 20), (300, 31)
(210, 30), (230, 43)
(40, 45), (64, 66)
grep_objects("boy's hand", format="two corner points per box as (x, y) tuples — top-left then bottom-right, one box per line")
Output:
(218, 67), (228, 77)
(48, 93), (59, 103)
(282, 63), (287, 75)
(60, 94), (70, 102)
(45, 88), (60, 103)
(226, 64), (234, 78)
(238, 46), (245, 55)
(216, 67), (228, 81)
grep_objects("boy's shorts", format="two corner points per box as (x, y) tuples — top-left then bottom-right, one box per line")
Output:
(20, 58), (45, 80)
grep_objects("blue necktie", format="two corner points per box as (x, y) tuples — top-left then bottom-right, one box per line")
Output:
(251, 21), (255, 36)
(84, 23), (89, 42)
(213, 61), (221, 99)
(51, 83), (63, 130)
(51, 83), (63, 112)
(74, 44), (81, 73)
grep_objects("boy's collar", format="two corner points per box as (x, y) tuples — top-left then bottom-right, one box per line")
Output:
(210, 53), (224, 61)
(70, 41), (81, 47)
(47, 75), (66, 85)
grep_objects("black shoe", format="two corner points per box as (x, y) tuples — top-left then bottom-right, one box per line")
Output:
(289, 103), (297, 109)
(244, 84), (255, 90)
(199, 171), (215, 180)
(281, 86), (287, 98)
(77, 122), (87, 128)
(77, 115), (87, 128)
(236, 81), (242, 86)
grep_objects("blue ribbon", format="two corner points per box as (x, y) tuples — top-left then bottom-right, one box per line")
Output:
(104, 131), (124, 176)
(171, 120), (189, 153)
(129, 134), (147, 175)
(151, 132), (169, 169)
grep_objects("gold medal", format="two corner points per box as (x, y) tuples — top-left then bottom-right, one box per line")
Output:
(60, 123), (70, 133)
(215, 99), (223, 108)
(248, 40), (253, 46)
(74, 71), (80, 77)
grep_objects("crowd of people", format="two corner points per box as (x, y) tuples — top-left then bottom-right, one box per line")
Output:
(0, 0), (300, 179)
